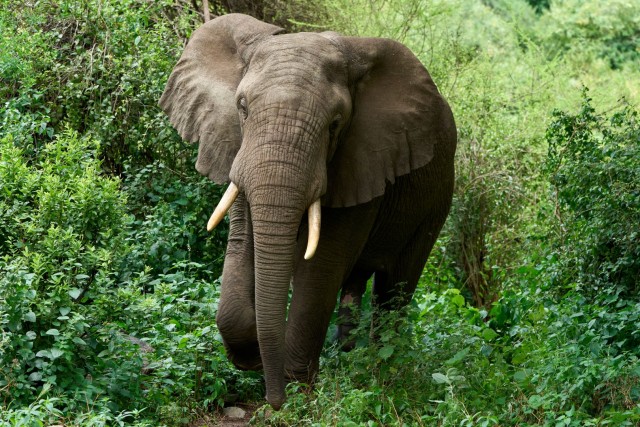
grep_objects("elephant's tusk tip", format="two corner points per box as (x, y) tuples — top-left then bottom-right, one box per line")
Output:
(207, 183), (239, 232)
(206, 215), (218, 232)
(303, 248), (316, 260)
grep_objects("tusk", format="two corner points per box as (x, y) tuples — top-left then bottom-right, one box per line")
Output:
(304, 199), (321, 260)
(207, 183), (239, 231)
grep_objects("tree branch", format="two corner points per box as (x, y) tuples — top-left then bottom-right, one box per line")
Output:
(203, 0), (210, 22)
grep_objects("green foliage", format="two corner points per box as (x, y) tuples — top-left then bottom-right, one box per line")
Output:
(546, 93), (640, 297)
(0, 0), (226, 273)
(0, 0), (232, 423)
(0, 384), (151, 427)
(261, 289), (488, 425)
(538, 0), (640, 71)
(0, 129), (141, 413)
(261, 283), (640, 425)
(0, 130), (252, 423)
(0, 0), (200, 173)
(112, 263), (263, 422)
(220, 0), (331, 31)
(121, 161), (227, 279)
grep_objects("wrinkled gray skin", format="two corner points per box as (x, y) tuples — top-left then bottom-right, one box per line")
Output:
(160, 13), (457, 409)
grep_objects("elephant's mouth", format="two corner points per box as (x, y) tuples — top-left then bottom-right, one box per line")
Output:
(207, 181), (322, 260)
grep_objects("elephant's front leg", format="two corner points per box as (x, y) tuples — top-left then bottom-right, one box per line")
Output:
(284, 202), (379, 382)
(335, 268), (371, 351)
(216, 193), (262, 370)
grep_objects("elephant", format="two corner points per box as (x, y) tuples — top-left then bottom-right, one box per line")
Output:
(159, 13), (457, 409)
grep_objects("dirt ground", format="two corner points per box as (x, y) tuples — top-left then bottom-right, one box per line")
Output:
(190, 403), (259, 427)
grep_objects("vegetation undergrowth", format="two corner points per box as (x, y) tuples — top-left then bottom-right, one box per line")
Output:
(1, 0), (639, 425)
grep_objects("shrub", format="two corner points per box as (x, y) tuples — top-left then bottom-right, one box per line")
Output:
(546, 92), (640, 298)
(0, 128), (246, 425)
(0, 0), (199, 174)
(0, 129), (141, 412)
(121, 161), (227, 280)
(115, 264), (263, 421)
(538, 0), (640, 70)
(218, 0), (330, 31)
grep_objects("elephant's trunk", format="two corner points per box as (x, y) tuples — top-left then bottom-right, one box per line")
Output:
(249, 192), (305, 410)
(229, 104), (327, 409)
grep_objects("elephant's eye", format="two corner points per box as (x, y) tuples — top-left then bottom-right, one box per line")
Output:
(238, 98), (248, 121)
(329, 115), (342, 140)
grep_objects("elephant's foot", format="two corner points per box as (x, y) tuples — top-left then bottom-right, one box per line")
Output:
(335, 298), (361, 351)
(284, 360), (318, 385)
(217, 301), (262, 370)
(334, 322), (358, 352)
(223, 340), (263, 371)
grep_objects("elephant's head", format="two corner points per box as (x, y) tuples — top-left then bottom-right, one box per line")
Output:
(160, 13), (452, 409)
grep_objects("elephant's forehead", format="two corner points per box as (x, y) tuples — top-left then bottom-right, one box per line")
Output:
(252, 33), (346, 76)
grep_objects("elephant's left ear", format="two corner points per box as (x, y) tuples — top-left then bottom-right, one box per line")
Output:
(159, 14), (284, 184)
(323, 37), (456, 208)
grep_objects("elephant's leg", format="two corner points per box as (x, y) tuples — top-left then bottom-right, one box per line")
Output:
(335, 268), (372, 351)
(284, 202), (379, 383)
(368, 217), (444, 345)
(216, 193), (262, 370)
(373, 213), (448, 310)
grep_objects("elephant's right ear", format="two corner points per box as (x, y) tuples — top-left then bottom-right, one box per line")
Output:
(159, 14), (284, 184)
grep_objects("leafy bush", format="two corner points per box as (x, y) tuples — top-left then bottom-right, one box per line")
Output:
(0, 0), (199, 173)
(121, 161), (227, 279)
(0, 129), (143, 412)
(114, 263), (263, 421)
(538, 0), (640, 70)
(0, 129), (250, 424)
(219, 0), (330, 31)
(262, 271), (640, 426)
(261, 288), (495, 426)
(546, 92), (640, 298)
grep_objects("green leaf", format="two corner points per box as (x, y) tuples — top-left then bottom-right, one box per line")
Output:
(28, 372), (43, 382)
(480, 344), (493, 357)
(68, 288), (82, 299)
(432, 373), (449, 384)
(36, 350), (51, 359)
(445, 348), (469, 366)
(378, 345), (395, 360)
(451, 294), (465, 307)
(23, 311), (36, 322)
(45, 329), (60, 336)
(178, 336), (189, 349)
(514, 370), (527, 382)
(482, 328), (498, 341)
(528, 394), (544, 409)
(72, 337), (86, 345)
(59, 307), (71, 316)
(511, 347), (529, 365)
(50, 348), (64, 359)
